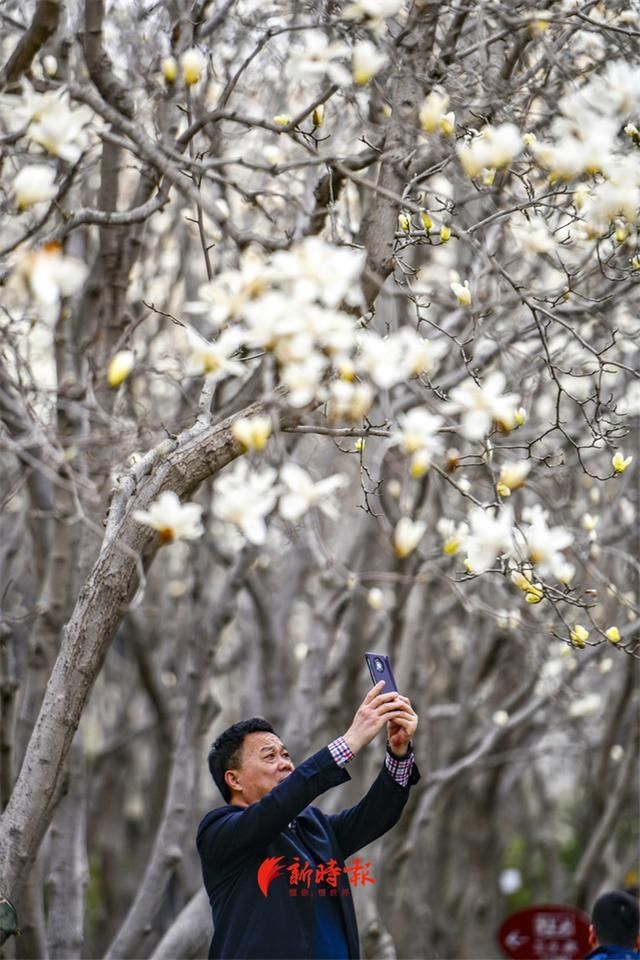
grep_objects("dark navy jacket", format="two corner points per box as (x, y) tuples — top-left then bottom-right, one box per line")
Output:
(586, 947), (640, 959)
(196, 745), (420, 959)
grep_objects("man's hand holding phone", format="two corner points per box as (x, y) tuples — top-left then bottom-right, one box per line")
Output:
(343, 682), (417, 755)
(386, 694), (417, 756)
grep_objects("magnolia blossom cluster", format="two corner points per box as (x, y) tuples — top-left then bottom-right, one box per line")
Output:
(530, 60), (640, 236)
(212, 460), (347, 545)
(14, 244), (88, 311)
(457, 123), (523, 180)
(284, 29), (387, 88)
(434, 502), (575, 583)
(186, 237), (449, 413)
(1, 80), (93, 163)
(134, 462), (348, 548)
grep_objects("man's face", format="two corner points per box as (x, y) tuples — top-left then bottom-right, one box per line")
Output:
(225, 732), (294, 807)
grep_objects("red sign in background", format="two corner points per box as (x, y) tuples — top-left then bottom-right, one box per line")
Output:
(498, 904), (591, 959)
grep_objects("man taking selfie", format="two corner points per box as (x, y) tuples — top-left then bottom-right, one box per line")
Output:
(197, 680), (419, 959)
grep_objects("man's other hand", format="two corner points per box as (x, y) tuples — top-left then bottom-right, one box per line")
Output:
(386, 695), (418, 756)
(343, 682), (410, 755)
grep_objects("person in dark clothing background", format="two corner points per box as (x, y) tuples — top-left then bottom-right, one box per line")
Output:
(586, 890), (640, 959)
(196, 681), (419, 959)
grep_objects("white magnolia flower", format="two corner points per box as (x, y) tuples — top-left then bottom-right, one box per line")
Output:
(448, 371), (520, 440)
(511, 504), (573, 578)
(395, 327), (445, 376)
(392, 407), (443, 463)
(327, 379), (374, 421)
(274, 332), (316, 367)
(181, 48), (206, 86)
(270, 237), (365, 309)
(436, 517), (469, 555)
(419, 88), (450, 133)
(185, 326), (245, 380)
(585, 159), (640, 234)
(533, 123), (615, 182)
(343, 0), (403, 33)
(394, 517), (426, 558)
(510, 214), (557, 255)
(463, 506), (515, 574)
(242, 291), (303, 351)
(161, 56), (178, 83)
(357, 331), (413, 389)
(279, 463), (347, 521)
(13, 164), (57, 209)
(213, 460), (280, 545)
(457, 124), (523, 179)
(231, 415), (272, 452)
(312, 307), (357, 357)
(352, 41), (387, 85)
(16, 244), (88, 307)
(450, 279), (472, 306)
(585, 60), (640, 118)
(286, 31), (351, 87)
(26, 90), (93, 163)
(569, 693), (602, 718)
(189, 249), (270, 328)
(133, 491), (204, 543)
(281, 352), (327, 407)
(496, 460), (531, 497)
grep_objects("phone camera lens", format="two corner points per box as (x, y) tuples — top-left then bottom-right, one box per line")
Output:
(374, 658), (383, 672)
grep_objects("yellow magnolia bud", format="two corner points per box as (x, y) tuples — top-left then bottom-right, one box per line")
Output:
(612, 451), (632, 474)
(382, 103), (393, 118)
(570, 624), (589, 647)
(367, 587), (383, 610)
(605, 626), (621, 643)
(615, 223), (629, 243)
(463, 558), (474, 573)
(180, 48), (205, 86)
(481, 168), (496, 187)
(511, 571), (531, 592)
(312, 105), (325, 127)
(525, 591), (543, 604)
(410, 451), (430, 478)
(624, 123), (640, 144)
(496, 481), (512, 498)
(354, 438), (365, 453)
(43, 55), (58, 77)
(630, 255), (640, 270)
(439, 111), (455, 136)
(498, 461), (530, 494)
(273, 114), (291, 126)
(443, 537), (461, 556)
(398, 212), (412, 233)
(231, 416), (272, 452)
(440, 224), (451, 243)
(161, 56), (178, 83)
(514, 407), (527, 427)
(107, 350), (135, 388)
(420, 210), (433, 231)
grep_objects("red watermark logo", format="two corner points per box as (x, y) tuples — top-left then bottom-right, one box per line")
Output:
(257, 856), (375, 897)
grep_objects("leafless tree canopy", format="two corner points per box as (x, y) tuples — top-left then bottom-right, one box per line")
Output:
(0, 0), (638, 957)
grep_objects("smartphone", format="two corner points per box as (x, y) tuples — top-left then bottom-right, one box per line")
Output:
(364, 652), (398, 693)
